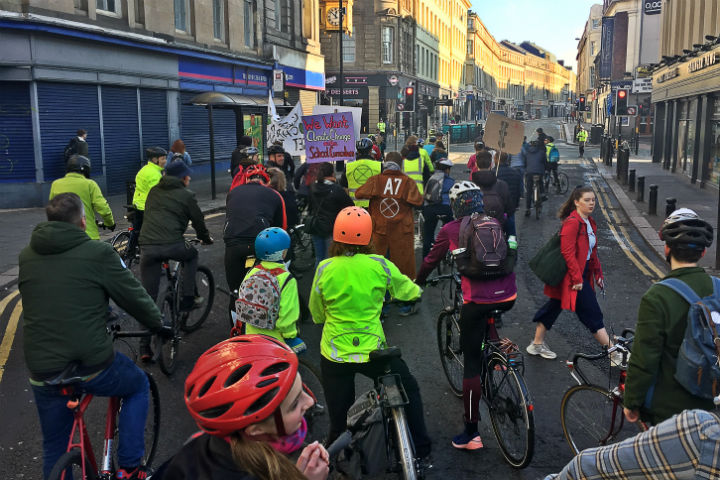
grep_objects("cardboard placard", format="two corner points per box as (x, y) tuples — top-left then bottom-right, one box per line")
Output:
(302, 113), (356, 163)
(482, 113), (525, 155)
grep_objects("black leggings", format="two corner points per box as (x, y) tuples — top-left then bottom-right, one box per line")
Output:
(460, 300), (515, 424)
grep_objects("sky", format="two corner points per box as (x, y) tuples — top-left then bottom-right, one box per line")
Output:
(470, 0), (601, 72)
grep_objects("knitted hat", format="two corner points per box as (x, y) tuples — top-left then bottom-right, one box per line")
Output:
(451, 189), (484, 219)
(165, 160), (192, 179)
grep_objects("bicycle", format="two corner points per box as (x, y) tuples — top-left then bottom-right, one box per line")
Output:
(560, 329), (646, 456)
(47, 326), (160, 480)
(427, 271), (535, 468)
(530, 174), (544, 219)
(543, 169), (569, 195)
(154, 239), (215, 375)
(288, 223), (316, 276)
(110, 206), (140, 269)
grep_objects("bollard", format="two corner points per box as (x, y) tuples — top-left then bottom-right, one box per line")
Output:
(629, 169), (636, 192)
(648, 185), (658, 215)
(637, 176), (645, 202)
(665, 197), (677, 216)
(622, 149), (630, 185)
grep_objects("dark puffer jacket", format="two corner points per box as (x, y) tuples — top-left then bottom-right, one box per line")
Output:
(519, 142), (547, 175)
(224, 182), (286, 246)
(307, 179), (354, 238)
(496, 164), (523, 211)
(470, 170), (513, 225)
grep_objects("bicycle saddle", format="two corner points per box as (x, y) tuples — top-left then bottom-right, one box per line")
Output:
(369, 346), (402, 363)
(42, 362), (84, 387)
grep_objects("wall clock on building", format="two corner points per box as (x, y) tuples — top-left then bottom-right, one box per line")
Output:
(326, 7), (341, 27)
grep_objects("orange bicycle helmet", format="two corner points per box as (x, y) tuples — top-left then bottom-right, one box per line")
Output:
(333, 206), (373, 245)
(184, 335), (298, 437)
(243, 164), (270, 185)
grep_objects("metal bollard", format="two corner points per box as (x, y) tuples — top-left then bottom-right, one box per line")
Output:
(629, 169), (636, 192)
(648, 185), (658, 215)
(665, 198), (677, 216)
(637, 176), (645, 202)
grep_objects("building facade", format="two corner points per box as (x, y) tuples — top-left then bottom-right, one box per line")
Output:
(576, 4), (603, 123)
(650, 0), (720, 188)
(0, 0), (323, 208)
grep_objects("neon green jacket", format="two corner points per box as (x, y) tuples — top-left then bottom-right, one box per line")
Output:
(133, 162), (164, 211)
(49, 173), (114, 240)
(310, 254), (422, 363)
(576, 130), (588, 142)
(242, 261), (299, 341)
(419, 148), (434, 174)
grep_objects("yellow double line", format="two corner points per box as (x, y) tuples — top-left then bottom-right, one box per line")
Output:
(0, 289), (23, 384)
(591, 179), (665, 281)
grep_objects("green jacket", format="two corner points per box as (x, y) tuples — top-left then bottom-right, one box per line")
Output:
(419, 148), (434, 174)
(242, 262), (299, 341)
(49, 173), (114, 240)
(133, 161), (164, 211)
(576, 130), (588, 142)
(19, 221), (162, 378)
(624, 267), (716, 423)
(309, 253), (421, 363)
(139, 176), (210, 245)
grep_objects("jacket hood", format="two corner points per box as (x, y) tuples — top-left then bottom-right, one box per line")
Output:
(30, 221), (90, 255)
(471, 170), (497, 188)
(157, 175), (186, 190)
(525, 143), (543, 153)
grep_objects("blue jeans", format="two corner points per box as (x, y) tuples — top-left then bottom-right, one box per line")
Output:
(32, 353), (149, 479)
(312, 235), (331, 267)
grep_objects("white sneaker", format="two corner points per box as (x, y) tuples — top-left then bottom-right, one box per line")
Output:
(609, 350), (630, 368)
(526, 342), (557, 360)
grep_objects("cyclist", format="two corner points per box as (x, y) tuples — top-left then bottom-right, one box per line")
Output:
(20, 193), (167, 480)
(138, 160), (213, 361)
(153, 335), (329, 480)
(422, 157), (455, 257)
(49, 154), (115, 240)
(339, 138), (381, 207)
(519, 137), (547, 217)
(576, 125), (588, 157)
(416, 181), (518, 451)
(130, 147), (167, 256)
(229, 146), (260, 190)
(544, 136), (560, 189)
(309, 206), (432, 458)
(624, 209), (715, 425)
(470, 150), (514, 236)
(267, 143), (296, 187)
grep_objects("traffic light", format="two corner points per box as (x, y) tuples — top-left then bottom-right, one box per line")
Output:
(615, 89), (628, 115)
(578, 96), (586, 112)
(404, 86), (415, 112)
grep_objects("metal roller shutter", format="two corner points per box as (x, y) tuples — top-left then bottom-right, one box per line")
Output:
(0, 82), (35, 183)
(180, 91), (235, 164)
(37, 82), (102, 182)
(299, 90), (317, 116)
(102, 86), (140, 195)
(140, 89), (169, 153)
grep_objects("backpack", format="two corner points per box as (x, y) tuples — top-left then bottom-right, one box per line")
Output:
(655, 277), (720, 402)
(235, 266), (291, 330)
(548, 146), (560, 163)
(424, 171), (444, 204)
(455, 213), (508, 279)
(479, 184), (506, 223)
(63, 138), (78, 162)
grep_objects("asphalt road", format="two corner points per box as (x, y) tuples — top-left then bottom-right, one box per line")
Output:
(0, 118), (669, 479)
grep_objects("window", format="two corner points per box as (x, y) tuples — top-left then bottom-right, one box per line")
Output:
(244, 0), (255, 47)
(75, 0), (88, 10)
(592, 19), (600, 29)
(467, 40), (473, 55)
(590, 41), (596, 56)
(382, 26), (394, 64)
(96, 0), (120, 15)
(134, 0), (145, 24)
(175, 0), (190, 32)
(275, 0), (282, 30)
(302, 0), (317, 41)
(589, 66), (595, 87)
(212, 0), (225, 40)
(343, 34), (355, 63)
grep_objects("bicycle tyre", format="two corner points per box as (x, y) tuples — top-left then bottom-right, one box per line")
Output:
(48, 448), (98, 480)
(157, 294), (180, 376)
(290, 228), (316, 273)
(180, 265), (215, 333)
(557, 172), (569, 194)
(297, 358), (329, 444)
(486, 353), (535, 468)
(436, 311), (463, 398)
(389, 407), (418, 480)
(560, 384), (636, 456)
(111, 231), (132, 265)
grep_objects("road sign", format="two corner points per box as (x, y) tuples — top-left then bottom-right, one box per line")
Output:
(483, 113), (524, 155)
(396, 103), (405, 111)
(436, 98), (453, 106)
(626, 105), (638, 116)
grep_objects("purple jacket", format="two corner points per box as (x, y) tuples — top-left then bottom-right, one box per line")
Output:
(416, 218), (517, 304)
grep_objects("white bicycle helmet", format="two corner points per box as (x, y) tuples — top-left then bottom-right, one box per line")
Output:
(448, 180), (481, 202)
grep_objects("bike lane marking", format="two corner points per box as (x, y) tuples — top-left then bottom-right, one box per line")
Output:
(0, 290), (22, 384)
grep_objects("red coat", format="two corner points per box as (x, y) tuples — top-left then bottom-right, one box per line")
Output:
(544, 210), (603, 311)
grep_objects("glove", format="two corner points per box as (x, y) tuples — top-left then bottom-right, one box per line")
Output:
(107, 223), (116, 232)
(285, 337), (307, 354)
(156, 326), (174, 341)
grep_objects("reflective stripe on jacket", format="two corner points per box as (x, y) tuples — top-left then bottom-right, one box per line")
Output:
(346, 159), (381, 208)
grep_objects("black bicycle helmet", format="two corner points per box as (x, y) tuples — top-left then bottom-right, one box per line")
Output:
(267, 144), (285, 155)
(659, 208), (713, 249)
(356, 138), (374, 156)
(146, 146), (167, 161)
(66, 155), (91, 178)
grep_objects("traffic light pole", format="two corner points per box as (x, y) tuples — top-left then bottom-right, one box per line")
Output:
(338, 0), (343, 108)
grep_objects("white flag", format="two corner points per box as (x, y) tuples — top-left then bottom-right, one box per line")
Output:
(267, 101), (304, 156)
(268, 91), (280, 122)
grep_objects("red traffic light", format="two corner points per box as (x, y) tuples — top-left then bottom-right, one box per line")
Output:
(618, 89), (627, 99)
(405, 87), (414, 95)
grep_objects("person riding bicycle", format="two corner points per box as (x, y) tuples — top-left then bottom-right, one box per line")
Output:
(267, 143), (296, 188)
(422, 157), (455, 257)
(339, 138), (381, 207)
(309, 206), (432, 458)
(416, 181), (518, 451)
(519, 137), (547, 217)
(49, 154), (115, 240)
(130, 147), (167, 255)
(20, 193), (168, 480)
(139, 160), (213, 361)
(470, 150), (515, 236)
(152, 335), (329, 480)
(229, 146), (261, 190)
(544, 136), (560, 189)
(624, 209), (716, 425)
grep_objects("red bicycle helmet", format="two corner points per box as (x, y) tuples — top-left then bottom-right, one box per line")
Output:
(243, 164), (270, 185)
(184, 335), (298, 437)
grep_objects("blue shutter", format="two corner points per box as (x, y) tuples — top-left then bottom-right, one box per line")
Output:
(180, 91), (235, 164)
(37, 82), (101, 182)
(102, 86), (140, 195)
(140, 89), (169, 153)
(0, 82), (35, 183)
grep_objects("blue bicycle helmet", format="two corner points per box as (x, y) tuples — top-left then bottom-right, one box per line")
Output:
(255, 227), (291, 262)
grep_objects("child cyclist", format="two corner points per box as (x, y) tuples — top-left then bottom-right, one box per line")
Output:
(309, 206), (432, 458)
(233, 227), (306, 353)
(153, 335), (329, 479)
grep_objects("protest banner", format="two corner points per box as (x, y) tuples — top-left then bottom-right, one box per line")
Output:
(312, 105), (362, 140)
(267, 101), (304, 156)
(302, 112), (356, 163)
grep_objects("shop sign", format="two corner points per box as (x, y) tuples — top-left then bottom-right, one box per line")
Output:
(326, 88), (361, 96)
(302, 113), (356, 163)
(273, 70), (284, 93)
(632, 78), (652, 94)
(656, 67), (679, 84)
(688, 52), (719, 74)
(644, 1), (662, 15)
(325, 75), (337, 85)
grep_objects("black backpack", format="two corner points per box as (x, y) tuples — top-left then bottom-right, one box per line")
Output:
(480, 184), (506, 224)
(63, 138), (78, 162)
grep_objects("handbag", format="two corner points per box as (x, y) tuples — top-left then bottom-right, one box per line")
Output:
(528, 231), (567, 286)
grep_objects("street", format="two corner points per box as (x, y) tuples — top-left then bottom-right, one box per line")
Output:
(0, 119), (670, 479)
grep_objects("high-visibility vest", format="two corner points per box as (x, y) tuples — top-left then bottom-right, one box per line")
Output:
(402, 157), (424, 195)
(377, 122), (386, 133)
(577, 130), (588, 142)
(346, 159), (381, 207)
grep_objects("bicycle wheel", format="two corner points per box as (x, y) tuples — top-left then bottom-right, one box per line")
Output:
(180, 265), (215, 333)
(48, 448), (98, 480)
(290, 228), (316, 273)
(436, 311), (463, 398)
(297, 358), (329, 444)
(389, 407), (418, 480)
(486, 353), (535, 468)
(557, 172), (569, 194)
(560, 384), (637, 456)
(111, 231), (133, 266)
(157, 293), (180, 376)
